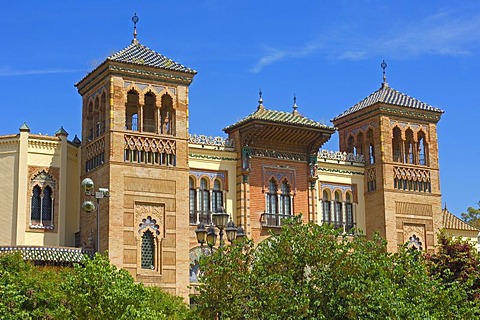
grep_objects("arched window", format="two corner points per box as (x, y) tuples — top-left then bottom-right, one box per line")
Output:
(143, 92), (156, 133)
(212, 179), (223, 213)
(199, 178), (210, 224)
(322, 190), (331, 224)
(392, 127), (402, 162)
(347, 135), (354, 154)
(125, 90), (140, 131)
(30, 171), (55, 229)
(100, 93), (107, 135)
(189, 178), (197, 224)
(266, 179), (278, 214)
(279, 180), (291, 216)
(405, 129), (415, 164)
(345, 193), (354, 232)
(41, 186), (53, 226)
(160, 94), (175, 135)
(94, 97), (100, 138)
(417, 131), (427, 166)
(141, 230), (155, 269)
(86, 101), (94, 141)
(334, 191), (343, 229)
(367, 129), (375, 164)
(356, 132), (364, 156)
(31, 185), (41, 223)
(126, 90), (139, 131)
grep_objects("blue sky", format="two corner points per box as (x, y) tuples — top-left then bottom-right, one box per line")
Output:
(1, 1), (479, 216)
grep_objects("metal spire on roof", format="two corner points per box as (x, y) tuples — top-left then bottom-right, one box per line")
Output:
(257, 88), (264, 110)
(381, 60), (388, 87)
(132, 13), (139, 44)
(292, 94), (299, 115)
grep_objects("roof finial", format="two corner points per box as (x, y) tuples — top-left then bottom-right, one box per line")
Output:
(132, 13), (139, 44)
(257, 88), (264, 110)
(381, 60), (388, 87)
(292, 94), (298, 115)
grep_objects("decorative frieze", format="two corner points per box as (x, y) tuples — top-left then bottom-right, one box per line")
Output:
(318, 149), (364, 163)
(124, 134), (176, 154)
(189, 154), (237, 161)
(251, 148), (307, 162)
(189, 134), (234, 148)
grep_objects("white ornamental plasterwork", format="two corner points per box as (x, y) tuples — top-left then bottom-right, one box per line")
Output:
(393, 166), (430, 182)
(135, 202), (165, 239)
(124, 134), (176, 154)
(318, 149), (364, 163)
(189, 134), (234, 148)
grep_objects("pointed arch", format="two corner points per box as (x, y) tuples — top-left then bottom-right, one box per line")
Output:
(392, 126), (402, 162)
(94, 97), (100, 137)
(322, 189), (331, 224)
(279, 179), (292, 216)
(405, 129), (415, 164)
(334, 190), (343, 228)
(356, 131), (364, 156)
(143, 91), (156, 132)
(212, 179), (223, 213)
(345, 192), (354, 232)
(160, 94), (175, 135)
(126, 89), (140, 131)
(367, 128), (375, 164)
(189, 177), (197, 224)
(417, 130), (428, 166)
(347, 135), (355, 154)
(100, 92), (107, 135)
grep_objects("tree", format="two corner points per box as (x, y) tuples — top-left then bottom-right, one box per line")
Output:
(0, 253), (191, 319)
(425, 232), (480, 301)
(461, 201), (480, 228)
(195, 217), (479, 319)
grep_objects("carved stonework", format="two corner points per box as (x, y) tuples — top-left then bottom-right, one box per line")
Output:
(403, 223), (426, 250)
(125, 134), (176, 154)
(134, 202), (165, 239)
(262, 165), (296, 193)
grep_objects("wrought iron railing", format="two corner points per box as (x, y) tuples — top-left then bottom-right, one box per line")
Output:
(260, 213), (293, 228)
(189, 210), (213, 225)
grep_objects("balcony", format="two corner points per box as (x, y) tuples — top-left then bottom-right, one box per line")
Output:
(260, 213), (294, 228)
(189, 210), (213, 225)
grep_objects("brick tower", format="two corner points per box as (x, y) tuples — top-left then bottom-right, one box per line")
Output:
(332, 64), (444, 253)
(75, 15), (196, 297)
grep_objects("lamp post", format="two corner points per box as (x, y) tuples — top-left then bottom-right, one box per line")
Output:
(195, 207), (246, 252)
(81, 178), (109, 252)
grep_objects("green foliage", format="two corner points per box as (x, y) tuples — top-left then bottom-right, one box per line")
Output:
(461, 201), (480, 228)
(0, 252), (190, 319)
(195, 217), (480, 319)
(425, 232), (480, 300)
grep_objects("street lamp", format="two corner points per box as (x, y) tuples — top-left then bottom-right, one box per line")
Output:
(195, 207), (245, 251)
(81, 178), (109, 252)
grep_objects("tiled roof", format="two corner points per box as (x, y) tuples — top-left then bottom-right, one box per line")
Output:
(107, 41), (197, 74)
(224, 106), (334, 132)
(333, 83), (444, 121)
(442, 209), (479, 231)
(0, 246), (93, 264)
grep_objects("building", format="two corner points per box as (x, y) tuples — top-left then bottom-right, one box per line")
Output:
(0, 20), (478, 300)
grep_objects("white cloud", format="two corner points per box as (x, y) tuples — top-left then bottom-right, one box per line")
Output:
(251, 10), (480, 72)
(0, 68), (81, 77)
